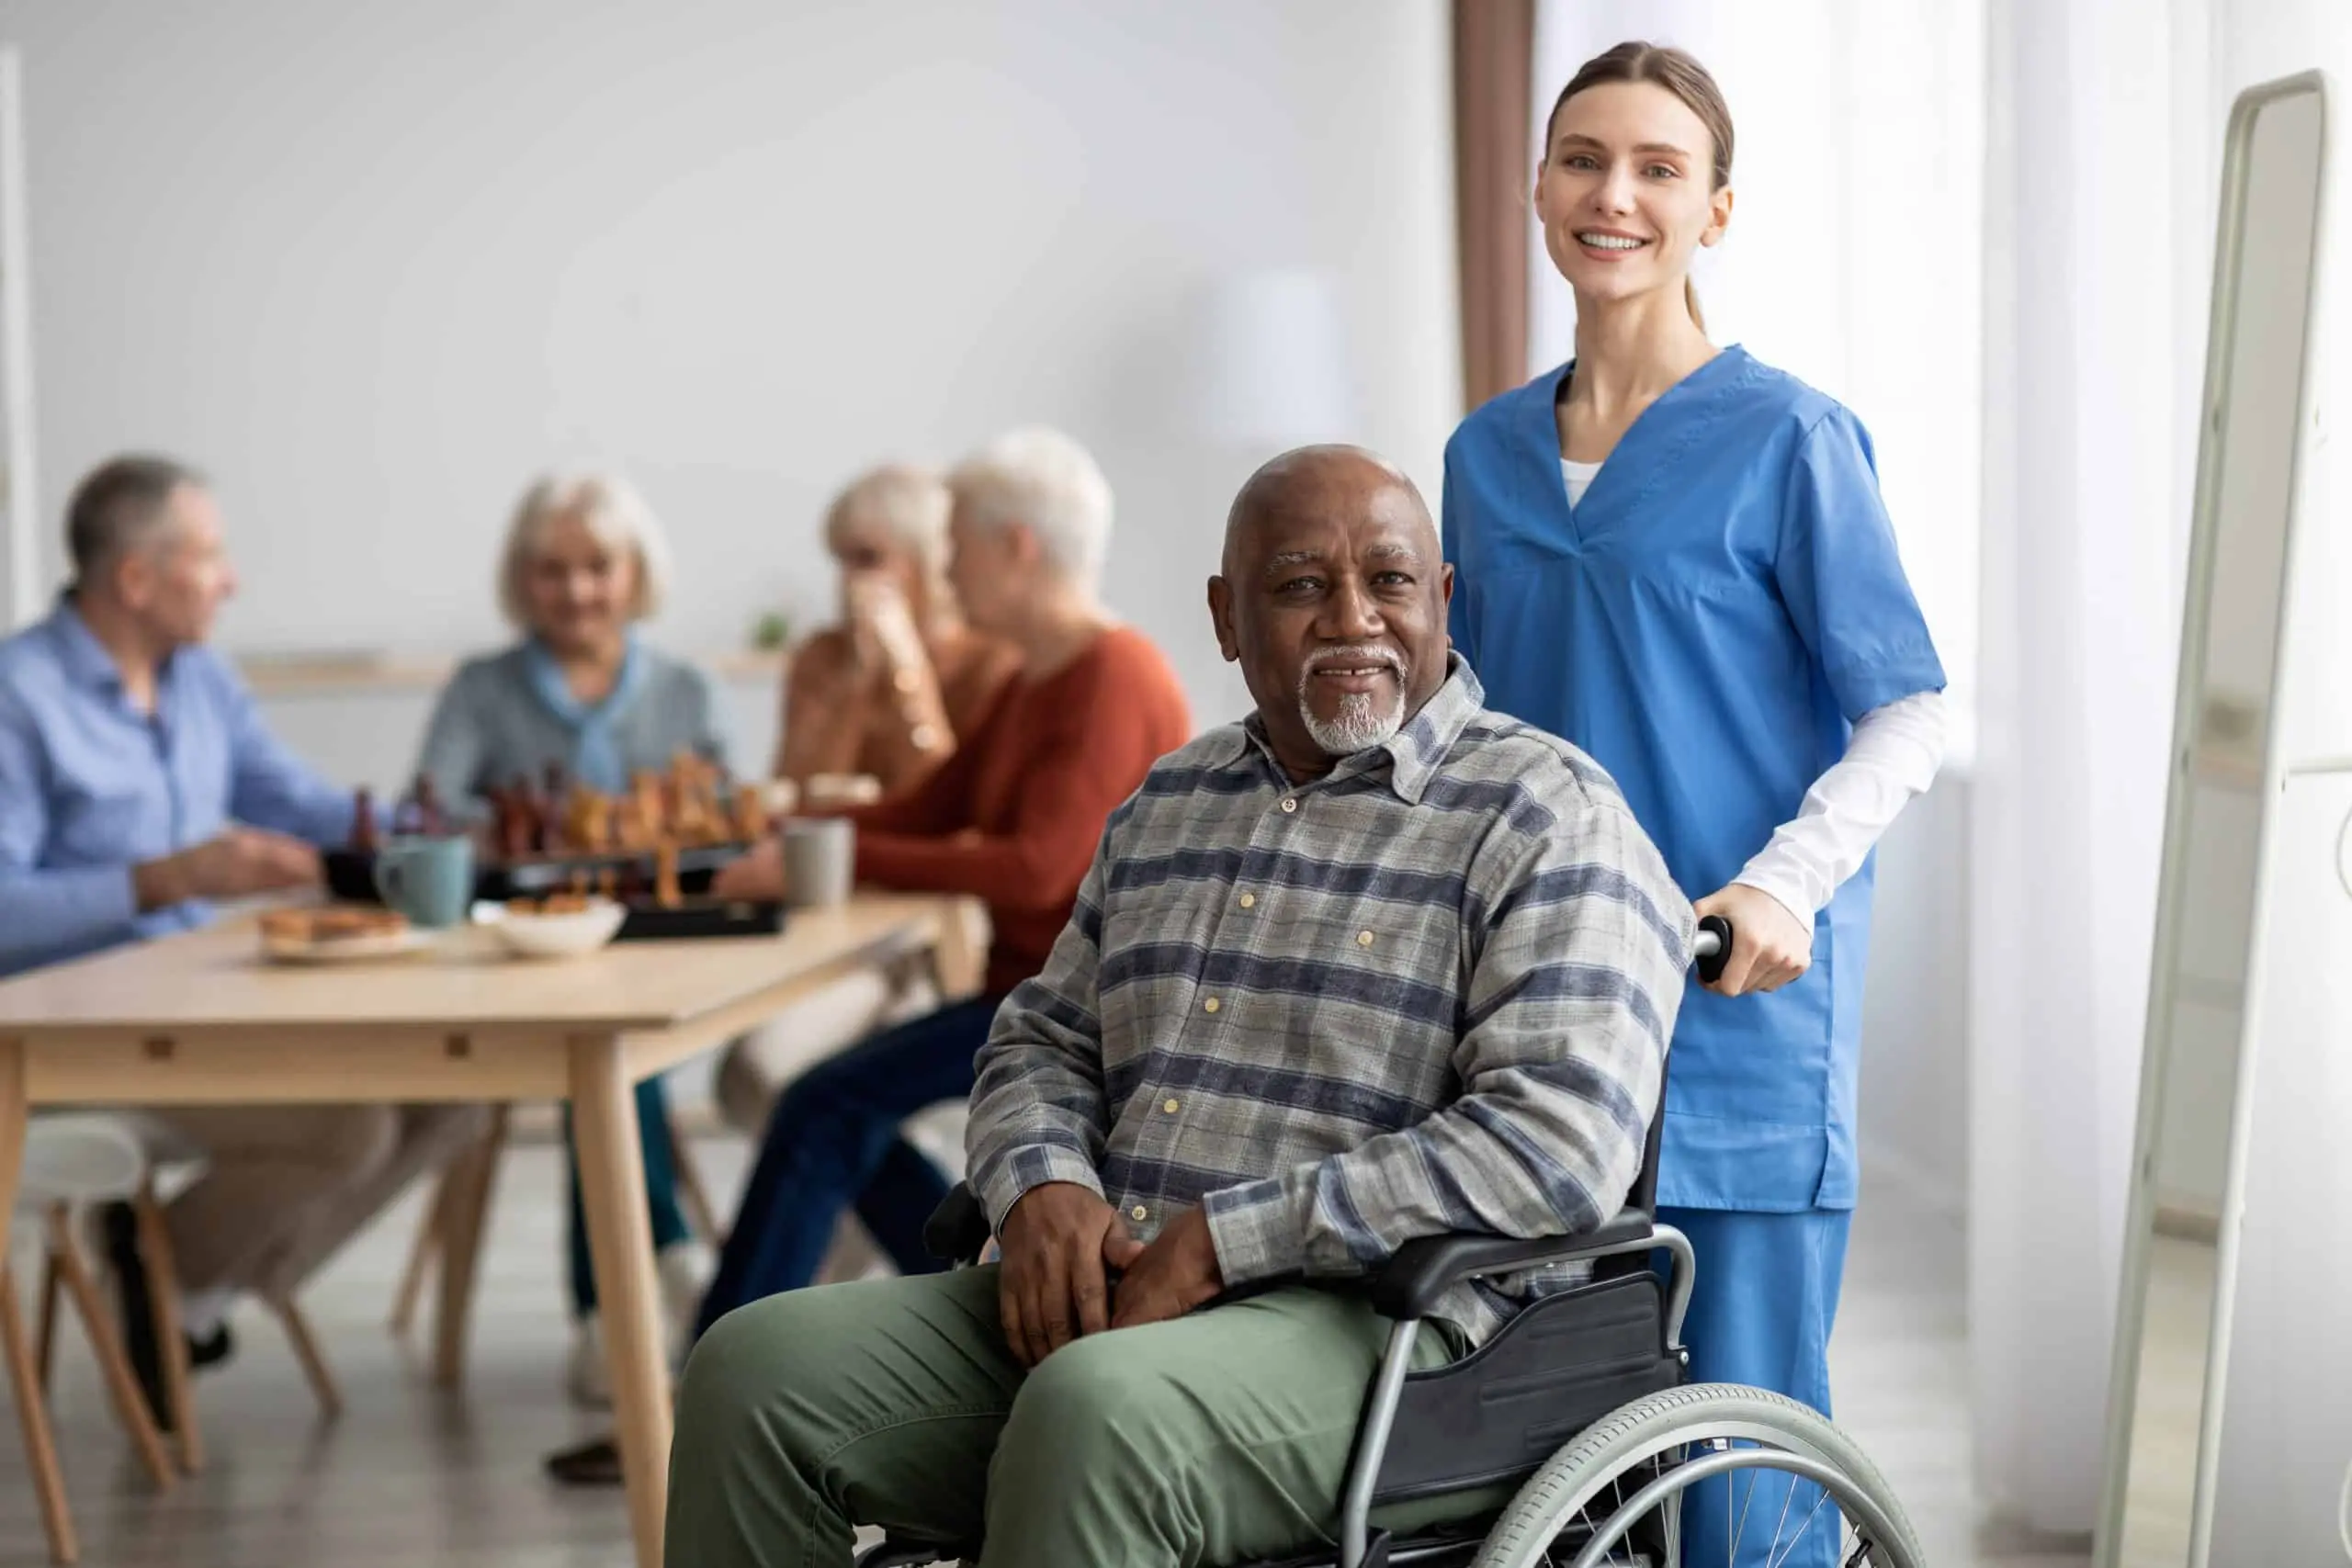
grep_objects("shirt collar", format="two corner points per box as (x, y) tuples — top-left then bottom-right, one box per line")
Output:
(1214, 652), (1485, 805)
(44, 592), (129, 692)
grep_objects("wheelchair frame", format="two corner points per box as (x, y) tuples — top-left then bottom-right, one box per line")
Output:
(855, 916), (1921, 1568)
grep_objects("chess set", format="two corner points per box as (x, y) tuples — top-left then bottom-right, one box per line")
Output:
(326, 752), (787, 940)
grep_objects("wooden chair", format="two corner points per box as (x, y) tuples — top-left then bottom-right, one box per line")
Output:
(61, 1128), (344, 1479)
(6, 1117), (180, 1564)
(389, 1101), (721, 1384)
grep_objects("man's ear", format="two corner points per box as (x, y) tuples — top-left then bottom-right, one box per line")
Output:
(1439, 561), (1455, 613)
(1206, 576), (1239, 662)
(112, 550), (153, 610)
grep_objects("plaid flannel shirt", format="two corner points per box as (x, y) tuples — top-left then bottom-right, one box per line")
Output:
(965, 658), (1695, 1342)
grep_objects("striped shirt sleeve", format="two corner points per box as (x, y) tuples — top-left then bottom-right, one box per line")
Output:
(964, 845), (1116, 1229)
(1203, 793), (1693, 1285)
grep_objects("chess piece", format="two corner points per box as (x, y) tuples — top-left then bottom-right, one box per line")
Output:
(731, 783), (768, 844)
(653, 840), (682, 909)
(413, 774), (447, 838)
(350, 787), (380, 853)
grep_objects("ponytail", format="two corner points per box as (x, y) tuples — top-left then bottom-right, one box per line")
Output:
(1685, 276), (1707, 335)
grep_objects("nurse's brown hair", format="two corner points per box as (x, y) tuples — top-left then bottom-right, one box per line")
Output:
(1544, 41), (1733, 333)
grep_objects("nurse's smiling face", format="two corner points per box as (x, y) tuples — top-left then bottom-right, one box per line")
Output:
(1536, 79), (1733, 310)
(1207, 446), (1453, 782)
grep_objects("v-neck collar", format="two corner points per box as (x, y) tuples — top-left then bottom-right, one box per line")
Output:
(1525, 344), (1755, 541)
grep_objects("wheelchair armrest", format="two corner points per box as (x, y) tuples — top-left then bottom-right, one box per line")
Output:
(923, 1182), (992, 1266)
(1368, 1209), (1658, 1321)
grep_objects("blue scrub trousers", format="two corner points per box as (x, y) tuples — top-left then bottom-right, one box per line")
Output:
(1656, 1205), (1853, 1568)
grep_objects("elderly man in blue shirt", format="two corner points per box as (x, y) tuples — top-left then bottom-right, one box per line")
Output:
(0, 454), (484, 1414)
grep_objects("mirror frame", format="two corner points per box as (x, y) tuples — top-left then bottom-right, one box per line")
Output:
(2092, 69), (2333, 1568)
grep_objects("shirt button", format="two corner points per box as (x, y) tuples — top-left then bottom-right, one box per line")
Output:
(1357, 931), (1375, 947)
(1203, 998), (1221, 1014)
(1162, 1098), (1180, 1114)
(1281, 797), (1298, 814)
(1131, 1204), (1148, 1222)
(1238, 892), (1256, 908)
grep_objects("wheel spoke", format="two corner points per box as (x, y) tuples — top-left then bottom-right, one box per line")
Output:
(1763, 1484), (1831, 1568)
(1732, 1444), (1759, 1564)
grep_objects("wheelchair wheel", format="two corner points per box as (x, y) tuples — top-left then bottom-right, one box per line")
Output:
(1470, 1383), (1923, 1568)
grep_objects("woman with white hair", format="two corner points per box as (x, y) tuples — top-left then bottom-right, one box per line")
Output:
(772, 463), (1020, 793)
(414, 471), (727, 1406)
(711, 465), (1019, 1143)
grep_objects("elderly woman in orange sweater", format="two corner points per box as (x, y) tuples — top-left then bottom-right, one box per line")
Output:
(701, 427), (1189, 1321)
(712, 466), (1018, 1134)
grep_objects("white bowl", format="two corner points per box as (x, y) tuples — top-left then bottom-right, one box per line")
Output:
(476, 897), (628, 959)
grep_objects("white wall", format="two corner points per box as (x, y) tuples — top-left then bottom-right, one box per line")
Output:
(0, 0), (1461, 747)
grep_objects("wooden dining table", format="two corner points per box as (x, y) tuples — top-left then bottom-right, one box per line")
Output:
(0, 890), (986, 1568)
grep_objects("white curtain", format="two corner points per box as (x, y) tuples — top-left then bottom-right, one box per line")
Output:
(1969, 0), (2204, 1531)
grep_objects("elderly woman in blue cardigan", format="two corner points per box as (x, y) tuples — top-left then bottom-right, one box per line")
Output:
(414, 470), (728, 1406)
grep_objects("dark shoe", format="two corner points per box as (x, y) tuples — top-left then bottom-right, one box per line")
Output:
(187, 1320), (236, 1371)
(101, 1201), (171, 1431)
(545, 1434), (624, 1487)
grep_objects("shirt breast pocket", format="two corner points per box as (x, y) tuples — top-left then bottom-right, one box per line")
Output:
(1276, 897), (1463, 1105)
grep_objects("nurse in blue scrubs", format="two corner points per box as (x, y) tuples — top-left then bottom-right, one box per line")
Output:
(1442, 41), (1949, 1565)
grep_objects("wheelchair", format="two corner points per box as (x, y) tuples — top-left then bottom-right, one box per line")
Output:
(858, 918), (1924, 1568)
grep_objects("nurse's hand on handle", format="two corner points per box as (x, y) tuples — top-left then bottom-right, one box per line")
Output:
(1692, 884), (1813, 997)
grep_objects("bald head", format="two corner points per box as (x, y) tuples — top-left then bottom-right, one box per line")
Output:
(1220, 445), (1436, 579)
(1207, 445), (1453, 782)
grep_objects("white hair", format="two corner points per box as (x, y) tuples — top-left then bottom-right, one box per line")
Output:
(946, 427), (1113, 586)
(496, 471), (673, 627)
(823, 464), (953, 570)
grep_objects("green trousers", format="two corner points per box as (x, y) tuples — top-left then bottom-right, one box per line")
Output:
(665, 1265), (1504, 1567)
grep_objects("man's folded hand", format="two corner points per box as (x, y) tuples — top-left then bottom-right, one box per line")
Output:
(1107, 1205), (1224, 1331)
(996, 1181), (1123, 1366)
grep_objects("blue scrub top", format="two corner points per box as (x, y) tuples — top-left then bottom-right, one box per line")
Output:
(1442, 346), (1945, 1213)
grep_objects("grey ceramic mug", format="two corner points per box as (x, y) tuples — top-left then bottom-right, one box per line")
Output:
(781, 818), (854, 908)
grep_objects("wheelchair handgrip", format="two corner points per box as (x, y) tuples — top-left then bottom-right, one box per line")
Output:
(1693, 914), (1732, 986)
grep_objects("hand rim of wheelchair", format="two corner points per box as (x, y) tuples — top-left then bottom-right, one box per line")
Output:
(1468, 1382), (1925, 1568)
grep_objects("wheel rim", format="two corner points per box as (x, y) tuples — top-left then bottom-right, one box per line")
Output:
(1546, 1444), (1909, 1568)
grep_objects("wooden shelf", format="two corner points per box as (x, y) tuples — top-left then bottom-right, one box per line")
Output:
(234, 648), (788, 697)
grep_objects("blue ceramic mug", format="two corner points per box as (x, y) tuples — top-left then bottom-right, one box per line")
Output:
(372, 835), (475, 929)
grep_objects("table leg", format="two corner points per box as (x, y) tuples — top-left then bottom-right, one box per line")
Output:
(570, 1035), (670, 1568)
(927, 899), (988, 1001)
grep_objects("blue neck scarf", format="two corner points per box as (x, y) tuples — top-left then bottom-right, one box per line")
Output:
(520, 636), (646, 794)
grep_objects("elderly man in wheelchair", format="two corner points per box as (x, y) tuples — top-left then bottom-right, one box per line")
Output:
(667, 448), (1920, 1568)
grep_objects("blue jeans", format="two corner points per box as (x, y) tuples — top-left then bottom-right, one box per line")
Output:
(694, 995), (1006, 1339)
(565, 1077), (692, 1314)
